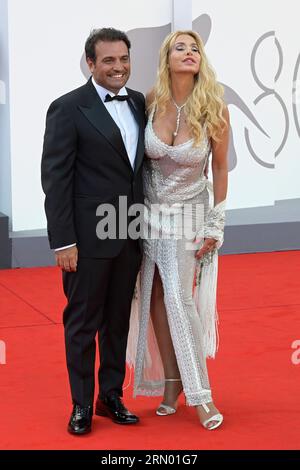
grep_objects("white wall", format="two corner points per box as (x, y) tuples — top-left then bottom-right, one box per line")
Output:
(274, 4), (300, 201)
(193, 0), (300, 209)
(0, 0), (12, 224)
(7, 0), (172, 231)
(4, 0), (300, 231)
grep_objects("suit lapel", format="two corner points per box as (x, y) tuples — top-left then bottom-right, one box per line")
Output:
(78, 79), (145, 173)
(78, 80), (132, 170)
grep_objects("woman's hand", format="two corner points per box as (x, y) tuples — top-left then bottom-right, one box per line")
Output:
(195, 238), (217, 260)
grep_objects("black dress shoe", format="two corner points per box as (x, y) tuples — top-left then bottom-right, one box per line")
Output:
(95, 394), (139, 425)
(68, 404), (93, 435)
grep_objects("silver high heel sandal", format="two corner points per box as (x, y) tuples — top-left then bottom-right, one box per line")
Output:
(156, 379), (183, 416)
(199, 402), (223, 430)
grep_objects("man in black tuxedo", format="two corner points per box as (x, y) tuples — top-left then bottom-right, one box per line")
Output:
(41, 28), (145, 434)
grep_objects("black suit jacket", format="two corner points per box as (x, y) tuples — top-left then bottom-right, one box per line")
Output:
(41, 78), (145, 258)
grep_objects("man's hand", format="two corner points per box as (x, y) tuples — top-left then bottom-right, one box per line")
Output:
(55, 246), (78, 272)
(195, 238), (217, 260)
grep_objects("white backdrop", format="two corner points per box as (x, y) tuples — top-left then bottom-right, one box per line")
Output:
(7, 0), (172, 231)
(193, 0), (300, 209)
(5, 0), (300, 231)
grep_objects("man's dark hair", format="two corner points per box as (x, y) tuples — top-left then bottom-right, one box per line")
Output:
(85, 27), (131, 63)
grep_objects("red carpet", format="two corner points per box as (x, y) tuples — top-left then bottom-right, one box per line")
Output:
(0, 251), (299, 450)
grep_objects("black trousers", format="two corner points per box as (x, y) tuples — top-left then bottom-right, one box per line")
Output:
(62, 239), (142, 407)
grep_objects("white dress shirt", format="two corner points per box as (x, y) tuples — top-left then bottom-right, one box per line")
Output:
(91, 77), (139, 168)
(55, 78), (139, 252)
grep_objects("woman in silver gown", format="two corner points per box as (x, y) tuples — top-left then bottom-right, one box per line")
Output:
(128, 30), (229, 430)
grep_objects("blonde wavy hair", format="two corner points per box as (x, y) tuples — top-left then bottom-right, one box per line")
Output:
(149, 30), (227, 145)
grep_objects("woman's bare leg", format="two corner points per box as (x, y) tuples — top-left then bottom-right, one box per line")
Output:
(150, 265), (182, 408)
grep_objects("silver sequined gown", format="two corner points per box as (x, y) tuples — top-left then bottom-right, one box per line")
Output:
(133, 110), (214, 406)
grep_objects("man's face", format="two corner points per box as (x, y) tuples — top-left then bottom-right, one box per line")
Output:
(87, 40), (130, 93)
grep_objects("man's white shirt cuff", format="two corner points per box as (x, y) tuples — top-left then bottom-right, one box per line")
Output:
(55, 243), (76, 251)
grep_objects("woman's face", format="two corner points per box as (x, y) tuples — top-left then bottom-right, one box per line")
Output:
(168, 34), (201, 76)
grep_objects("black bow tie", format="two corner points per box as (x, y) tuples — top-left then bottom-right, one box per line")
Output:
(105, 94), (129, 102)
